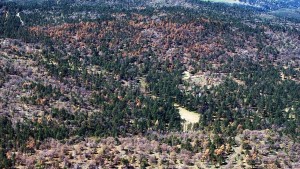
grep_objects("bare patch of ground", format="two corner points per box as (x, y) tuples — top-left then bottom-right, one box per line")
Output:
(174, 103), (200, 131)
(182, 71), (224, 89)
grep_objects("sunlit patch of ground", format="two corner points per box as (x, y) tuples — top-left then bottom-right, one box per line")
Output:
(174, 103), (200, 131)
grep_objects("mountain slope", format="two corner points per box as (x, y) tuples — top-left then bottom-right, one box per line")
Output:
(239, 0), (300, 10)
(0, 0), (300, 168)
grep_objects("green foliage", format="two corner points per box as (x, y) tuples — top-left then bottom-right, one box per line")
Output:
(0, 117), (13, 169)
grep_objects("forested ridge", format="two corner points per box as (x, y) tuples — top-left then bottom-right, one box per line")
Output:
(0, 0), (299, 168)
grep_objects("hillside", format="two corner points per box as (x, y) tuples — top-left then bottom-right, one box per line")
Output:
(239, 0), (300, 10)
(0, 0), (300, 168)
